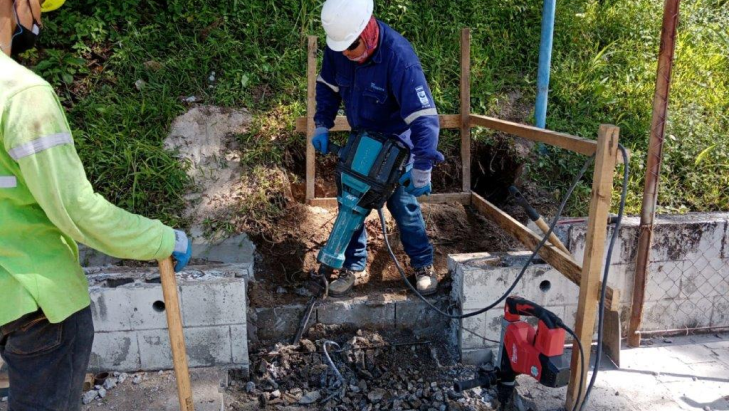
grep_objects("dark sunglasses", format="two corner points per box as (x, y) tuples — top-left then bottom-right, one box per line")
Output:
(346, 37), (361, 51)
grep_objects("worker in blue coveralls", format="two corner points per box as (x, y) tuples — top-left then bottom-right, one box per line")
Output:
(312, 0), (444, 297)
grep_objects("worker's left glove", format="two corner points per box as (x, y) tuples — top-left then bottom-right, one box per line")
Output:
(312, 127), (330, 155)
(172, 230), (193, 272)
(399, 168), (432, 197)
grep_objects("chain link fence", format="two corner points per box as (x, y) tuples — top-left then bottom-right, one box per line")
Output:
(636, 217), (729, 335)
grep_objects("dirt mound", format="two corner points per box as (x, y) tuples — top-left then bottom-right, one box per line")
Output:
(248, 200), (523, 308)
(164, 106), (253, 242)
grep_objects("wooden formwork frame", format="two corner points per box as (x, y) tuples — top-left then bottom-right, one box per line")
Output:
(296, 29), (623, 410)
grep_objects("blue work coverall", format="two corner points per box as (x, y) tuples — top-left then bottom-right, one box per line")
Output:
(314, 20), (443, 271)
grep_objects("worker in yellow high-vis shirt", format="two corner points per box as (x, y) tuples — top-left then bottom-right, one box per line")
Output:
(0, 1), (192, 409)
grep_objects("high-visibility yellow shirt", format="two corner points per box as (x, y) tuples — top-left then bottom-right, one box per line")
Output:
(0, 52), (175, 326)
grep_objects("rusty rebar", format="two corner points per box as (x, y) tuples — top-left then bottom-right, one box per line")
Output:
(628, 0), (681, 348)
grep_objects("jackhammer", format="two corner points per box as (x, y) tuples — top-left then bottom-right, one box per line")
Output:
(293, 130), (411, 345)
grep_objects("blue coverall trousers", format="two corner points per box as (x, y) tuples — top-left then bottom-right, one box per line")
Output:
(338, 133), (434, 272)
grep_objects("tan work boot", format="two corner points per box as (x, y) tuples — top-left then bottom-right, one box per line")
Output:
(414, 265), (438, 296)
(329, 269), (360, 297)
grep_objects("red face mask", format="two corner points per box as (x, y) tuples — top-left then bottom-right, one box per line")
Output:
(347, 16), (379, 64)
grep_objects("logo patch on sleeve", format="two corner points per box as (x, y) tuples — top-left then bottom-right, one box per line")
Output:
(415, 86), (431, 107)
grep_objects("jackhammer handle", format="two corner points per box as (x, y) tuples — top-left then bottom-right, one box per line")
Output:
(508, 186), (539, 221)
(454, 372), (496, 393)
(505, 296), (563, 329)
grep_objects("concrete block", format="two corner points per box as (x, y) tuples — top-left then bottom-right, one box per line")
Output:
(231, 325), (249, 366)
(90, 285), (170, 332)
(89, 331), (141, 372)
(181, 280), (246, 327)
(460, 309), (502, 351)
(447, 252), (497, 273)
(253, 305), (308, 342)
(138, 326), (233, 369)
(454, 252), (588, 310)
(316, 296), (396, 329)
(394, 298), (450, 339)
(460, 348), (495, 366)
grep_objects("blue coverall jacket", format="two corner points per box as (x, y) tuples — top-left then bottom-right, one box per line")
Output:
(314, 20), (443, 171)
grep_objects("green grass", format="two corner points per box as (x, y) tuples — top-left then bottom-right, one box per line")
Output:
(25, 0), (729, 226)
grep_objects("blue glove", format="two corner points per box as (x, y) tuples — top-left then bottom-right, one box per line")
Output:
(312, 127), (329, 154)
(172, 230), (192, 272)
(399, 167), (432, 197)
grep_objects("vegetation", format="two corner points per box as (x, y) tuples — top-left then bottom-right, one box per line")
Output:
(22, 0), (728, 226)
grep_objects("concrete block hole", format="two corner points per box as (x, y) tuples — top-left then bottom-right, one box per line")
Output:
(539, 280), (551, 292)
(152, 300), (166, 313)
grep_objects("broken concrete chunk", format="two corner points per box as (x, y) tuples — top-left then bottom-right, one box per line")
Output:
(98, 387), (107, 399)
(132, 375), (142, 385)
(299, 390), (321, 405)
(103, 378), (117, 390)
(367, 388), (387, 403)
(245, 381), (256, 393)
(82, 390), (98, 405)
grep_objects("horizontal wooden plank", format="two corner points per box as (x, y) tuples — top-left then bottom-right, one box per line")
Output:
(308, 192), (471, 208)
(470, 114), (598, 156)
(470, 193), (617, 311)
(296, 114), (461, 134)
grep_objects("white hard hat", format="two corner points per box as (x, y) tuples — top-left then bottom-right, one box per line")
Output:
(321, 0), (374, 52)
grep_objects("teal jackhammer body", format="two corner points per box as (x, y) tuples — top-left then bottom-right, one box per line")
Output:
(317, 130), (411, 272)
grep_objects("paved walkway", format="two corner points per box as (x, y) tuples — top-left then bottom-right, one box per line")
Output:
(516, 333), (729, 411)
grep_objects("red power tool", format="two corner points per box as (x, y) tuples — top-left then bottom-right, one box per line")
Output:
(454, 296), (571, 409)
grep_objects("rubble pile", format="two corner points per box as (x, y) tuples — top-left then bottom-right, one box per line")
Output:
(228, 328), (498, 411)
(82, 372), (144, 405)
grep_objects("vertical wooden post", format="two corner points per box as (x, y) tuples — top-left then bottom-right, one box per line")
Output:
(565, 124), (619, 411)
(460, 28), (472, 193)
(628, 0), (680, 348)
(159, 258), (195, 411)
(306, 36), (318, 202)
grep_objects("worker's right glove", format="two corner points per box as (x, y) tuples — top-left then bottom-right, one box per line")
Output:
(399, 167), (432, 197)
(312, 127), (330, 154)
(172, 230), (193, 272)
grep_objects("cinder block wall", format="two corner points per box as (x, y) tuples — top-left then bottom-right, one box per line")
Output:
(86, 267), (250, 373)
(450, 212), (729, 364)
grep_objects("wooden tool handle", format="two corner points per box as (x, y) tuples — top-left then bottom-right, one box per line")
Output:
(159, 258), (195, 411)
(535, 217), (571, 255)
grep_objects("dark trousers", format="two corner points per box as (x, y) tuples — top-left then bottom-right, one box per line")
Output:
(0, 307), (94, 411)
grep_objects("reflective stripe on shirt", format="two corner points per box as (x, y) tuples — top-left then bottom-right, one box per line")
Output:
(317, 75), (340, 93)
(404, 108), (438, 125)
(0, 176), (17, 188)
(8, 132), (73, 161)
